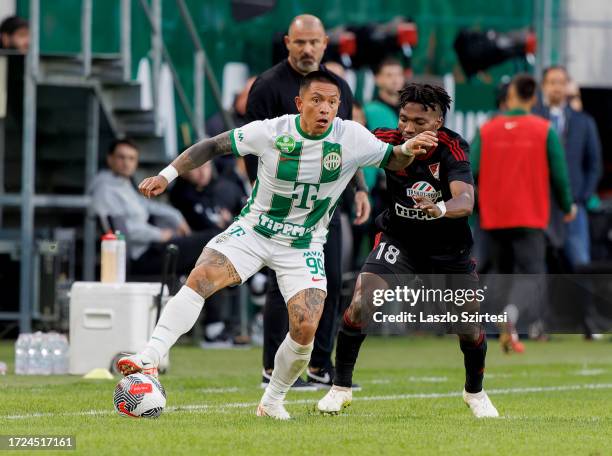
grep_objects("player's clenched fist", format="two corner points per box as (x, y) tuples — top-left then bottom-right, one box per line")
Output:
(138, 175), (168, 198)
(401, 131), (438, 158)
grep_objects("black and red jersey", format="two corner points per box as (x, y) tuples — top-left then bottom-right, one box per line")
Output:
(373, 126), (474, 253)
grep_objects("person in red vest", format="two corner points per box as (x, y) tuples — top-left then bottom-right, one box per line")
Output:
(471, 74), (576, 348)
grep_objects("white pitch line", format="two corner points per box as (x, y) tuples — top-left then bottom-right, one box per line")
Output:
(197, 387), (241, 394)
(2, 383), (611, 420)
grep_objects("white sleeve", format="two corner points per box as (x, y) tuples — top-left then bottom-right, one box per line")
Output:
(230, 119), (271, 157)
(349, 121), (394, 168)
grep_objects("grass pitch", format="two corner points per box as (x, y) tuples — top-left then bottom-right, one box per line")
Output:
(0, 336), (611, 455)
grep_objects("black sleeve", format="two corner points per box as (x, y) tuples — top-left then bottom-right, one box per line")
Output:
(245, 76), (277, 123)
(244, 76), (276, 181)
(444, 136), (474, 185)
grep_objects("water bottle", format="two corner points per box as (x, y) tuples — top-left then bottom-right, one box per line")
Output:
(62, 334), (70, 374)
(15, 333), (30, 375)
(39, 333), (53, 375)
(28, 332), (43, 375)
(47, 333), (59, 375)
(115, 231), (126, 283)
(101, 231), (118, 283)
(53, 334), (69, 375)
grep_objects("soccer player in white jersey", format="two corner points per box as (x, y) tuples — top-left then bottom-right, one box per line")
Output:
(117, 71), (437, 420)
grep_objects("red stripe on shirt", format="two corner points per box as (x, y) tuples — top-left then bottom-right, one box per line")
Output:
(438, 131), (461, 160)
(438, 131), (466, 161)
(442, 132), (467, 160)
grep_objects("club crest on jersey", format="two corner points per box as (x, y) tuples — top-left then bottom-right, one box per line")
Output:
(275, 134), (296, 153)
(428, 162), (440, 180)
(323, 152), (341, 171)
(406, 181), (441, 203)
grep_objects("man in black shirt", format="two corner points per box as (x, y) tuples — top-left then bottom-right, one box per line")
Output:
(316, 83), (499, 418)
(169, 161), (244, 232)
(246, 14), (369, 390)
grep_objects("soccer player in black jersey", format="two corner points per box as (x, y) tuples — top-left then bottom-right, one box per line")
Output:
(317, 83), (499, 418)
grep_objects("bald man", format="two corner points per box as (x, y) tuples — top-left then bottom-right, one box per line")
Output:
(246, 14), (366, 391)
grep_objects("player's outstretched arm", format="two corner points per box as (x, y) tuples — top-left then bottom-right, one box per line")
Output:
(138, 131), (233, 198)
(385, 131), (438, 171)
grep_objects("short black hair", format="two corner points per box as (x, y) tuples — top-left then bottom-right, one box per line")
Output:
(511, 73), (537, 101)
(107, 138), (139, 156)
(542, 65), (568, 82)
(375, 57), (402, 75)
(299, 70), (341, 95)
(0, 16), (28, 36)
(398, 83), (452, 118)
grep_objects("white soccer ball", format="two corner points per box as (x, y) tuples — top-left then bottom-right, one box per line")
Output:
(113, 373), (166, 418)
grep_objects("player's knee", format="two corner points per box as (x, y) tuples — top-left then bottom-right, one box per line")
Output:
(458, 328), (485, 345)
(290, 322), (318, 345)
(186, 265), (222, 299)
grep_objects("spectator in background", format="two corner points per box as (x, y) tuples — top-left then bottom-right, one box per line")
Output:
(533, 66), (602, 267)
(0, 16), (29, 53)
(473, 74), (575, 275)
(90, 139), (216, 275)
(472, 74), (576, 349)
(360, 58), (405, 264)
(566, 80), (583, 112)
(364, 57), (404, 129)
(169, 161), (243, 232)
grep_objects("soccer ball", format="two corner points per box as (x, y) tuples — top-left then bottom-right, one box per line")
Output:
(113, 373), (166, 418)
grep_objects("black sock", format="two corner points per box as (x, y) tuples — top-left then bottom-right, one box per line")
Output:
(333, 318), (366, 388)
(459, 332), (487, 393)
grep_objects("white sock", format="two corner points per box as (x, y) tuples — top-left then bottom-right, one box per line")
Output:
(261, 334), (313, 404)
(142, 286), (204, 365)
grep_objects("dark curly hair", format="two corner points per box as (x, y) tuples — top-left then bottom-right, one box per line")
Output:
(399, 83), (452, 118)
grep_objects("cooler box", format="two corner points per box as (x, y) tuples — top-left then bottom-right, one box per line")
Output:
(69, 282), (169, 375)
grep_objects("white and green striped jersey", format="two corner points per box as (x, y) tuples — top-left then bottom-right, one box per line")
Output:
(230, 114), (393, 249)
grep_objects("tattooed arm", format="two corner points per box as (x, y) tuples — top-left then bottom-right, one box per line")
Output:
(171, 131), (233, 175)
(138, 132), (233, 198)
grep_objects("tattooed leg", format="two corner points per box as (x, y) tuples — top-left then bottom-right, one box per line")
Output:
(186, 247), (241, 299)
(287, 288), (326, 345)
(259, 288), (326, 409)
(137, 249), (240, 365)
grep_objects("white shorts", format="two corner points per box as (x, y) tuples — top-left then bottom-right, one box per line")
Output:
(204, 222), (327, 302)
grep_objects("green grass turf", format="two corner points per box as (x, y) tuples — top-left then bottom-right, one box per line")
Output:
(0, 336), (611, 455)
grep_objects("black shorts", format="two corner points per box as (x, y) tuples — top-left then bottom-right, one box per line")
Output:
(361, 231), (478, 290)
(360, 232), (481, 335)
